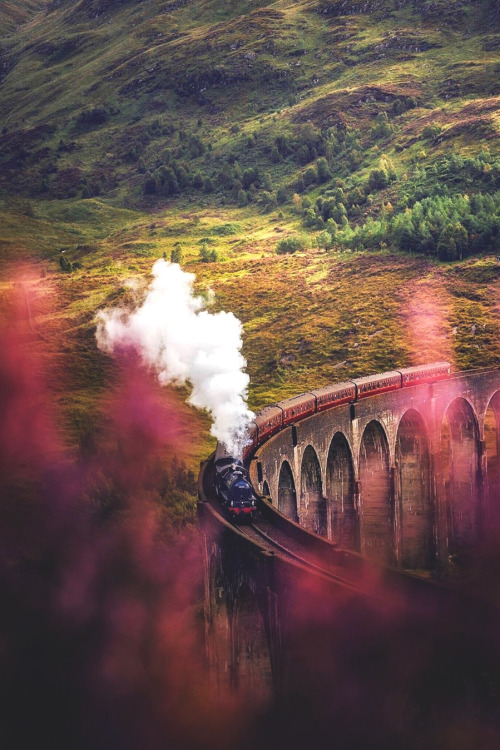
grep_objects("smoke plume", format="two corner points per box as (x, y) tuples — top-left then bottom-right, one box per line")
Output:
(96, 260), (253, 457)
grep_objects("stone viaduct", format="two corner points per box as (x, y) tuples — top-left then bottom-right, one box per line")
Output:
(199, 368), (500, 710)
(250, 368), (500, 569)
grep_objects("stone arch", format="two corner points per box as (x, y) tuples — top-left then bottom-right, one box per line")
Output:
(262, 480), (271, 499)
(233, 584), (272, 705)
(395, 409), (434, 569)
(441, 398), (481, 550)
(484, 391), (500, 527)
(208, 553), (232, 692)
(359, 421), (393, 564)
(325, 432), (357, 550)
(278, 461), (298, 520)
(300, 445), (327, 536)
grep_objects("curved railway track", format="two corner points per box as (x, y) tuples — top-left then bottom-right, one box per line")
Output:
(198, 455), (496, 632)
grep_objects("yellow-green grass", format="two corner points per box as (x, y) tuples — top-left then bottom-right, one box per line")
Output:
(5, 196), (498, 418)
(1, 0), (500, 491)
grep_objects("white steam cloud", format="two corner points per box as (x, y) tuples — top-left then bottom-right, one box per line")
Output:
(96, 259), (254, 457)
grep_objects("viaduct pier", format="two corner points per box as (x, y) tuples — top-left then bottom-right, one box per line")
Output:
(198, 367), (500, 730)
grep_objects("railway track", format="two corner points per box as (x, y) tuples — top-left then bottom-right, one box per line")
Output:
(200, 456), (371, 595)
(237, 518), (375, 596)
(199, 454), (497, 632)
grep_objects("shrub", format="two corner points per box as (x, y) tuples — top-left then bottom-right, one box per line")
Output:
(276, 235), (308, 254)
(59, 255), (73, 272)
(317, 230), (334, 251)
(371, 112), (392, 139)
(75, 107), (108, 130)
(192, 172), (204, 189)
(437, 222), (468, 261)
(188, 135), (205, 157)
(304, 166), (318, 186)
(422, 123), (442, 140)
(316, 157), (331, 184)
(171, 244), (183, 264)
(276, 188), (287, 205)
(368, 168), (389, 191)
(143, 172), (158, 195)
(270, 146), (282, 164)
(242, 168), (259, 189)
(304, 208), (319, 227)
(200, 246), (218, 263)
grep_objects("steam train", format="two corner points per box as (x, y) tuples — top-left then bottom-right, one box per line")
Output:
(242, 361), (451, 460)
(214, 443), (258, 519)
(214, 362), (451, 518)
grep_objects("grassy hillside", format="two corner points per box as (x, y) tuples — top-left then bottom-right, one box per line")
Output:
(1, 0), (500, 464)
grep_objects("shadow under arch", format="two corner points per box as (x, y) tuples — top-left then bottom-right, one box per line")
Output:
(207, 553), (232, 693)
(301, 445), (327, 536)
(325, 432), (358, 550)
(262, 480), (271, 500)
(441, 397), (481, 551)
(485, 391), (500, 529)
(395, 409), (434, 569)
(359, 420), (393, 564)
(233, 583), (273, 705)
(278, 461), (298, 521)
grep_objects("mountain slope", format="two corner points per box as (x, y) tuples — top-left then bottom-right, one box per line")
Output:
(0, 0), (499, 452)
(0, 0), (498, 206)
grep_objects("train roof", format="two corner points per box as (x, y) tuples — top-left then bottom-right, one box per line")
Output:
(278, 392), (316, 409)
(353, 370), (402, 386)
(255, 404), (283, 420)
(311, 381), (356, 397)
(398, 361), (451, 374)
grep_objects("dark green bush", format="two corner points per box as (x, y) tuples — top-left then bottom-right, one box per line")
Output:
(276, 235), (308, 254)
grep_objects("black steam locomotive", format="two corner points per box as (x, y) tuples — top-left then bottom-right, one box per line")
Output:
(214, 443), (257, 520)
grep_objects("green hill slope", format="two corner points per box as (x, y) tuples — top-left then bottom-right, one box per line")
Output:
(1, 0), (499, 206)
(0, 0), (500, 454)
